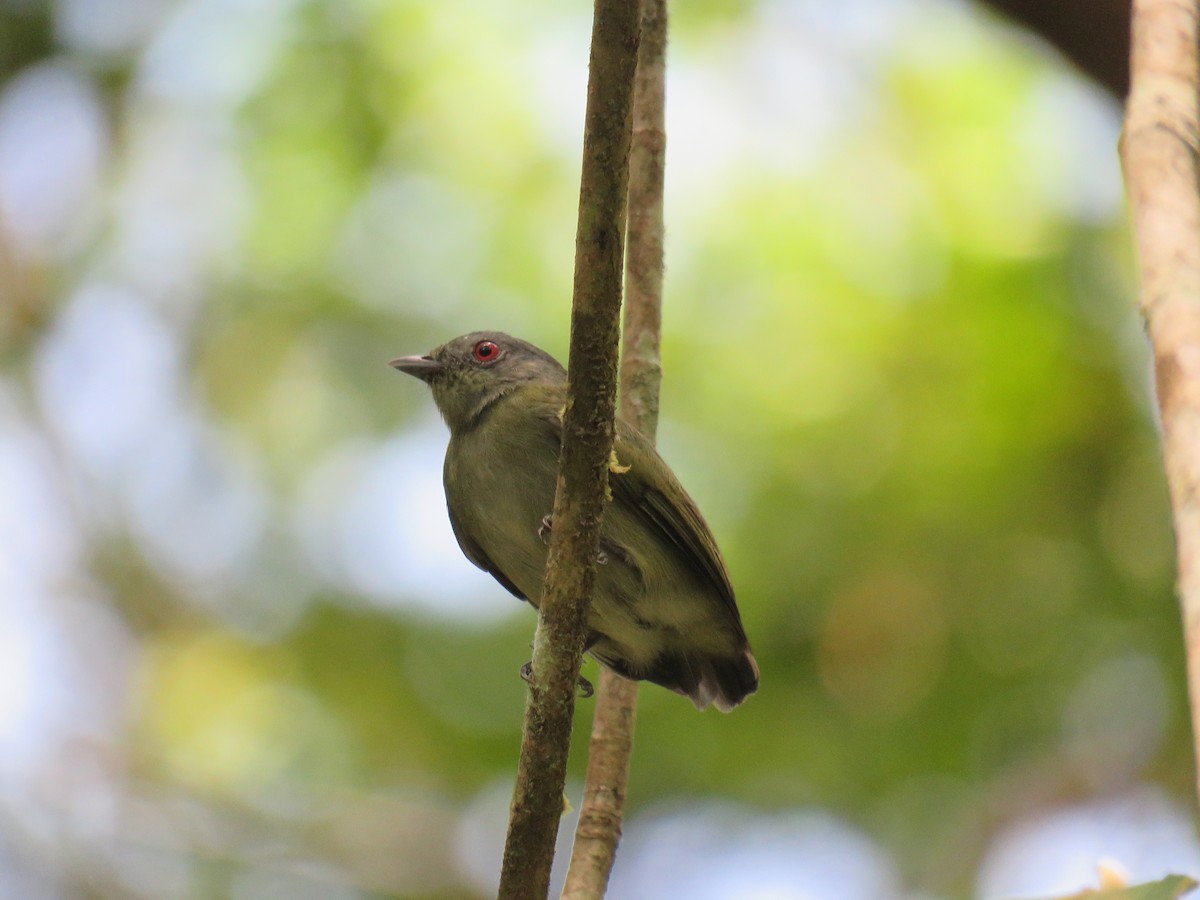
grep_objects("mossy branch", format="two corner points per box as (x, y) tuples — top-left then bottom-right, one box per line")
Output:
(561, 0), (666, 897)
(496, 2), (640, 898)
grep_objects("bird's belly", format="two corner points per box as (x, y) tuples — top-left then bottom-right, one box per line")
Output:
(470, 481), (553, 601)
(590, 568), (732, 666)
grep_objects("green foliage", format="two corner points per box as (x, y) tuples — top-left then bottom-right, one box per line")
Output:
(0, 0), (1184, 897)
(1028, 874), (1198, 900)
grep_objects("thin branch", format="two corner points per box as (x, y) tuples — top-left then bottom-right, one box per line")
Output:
(561, 0), (666, 895)
(617, 0), (667, 441)
(1119, 0), (1200, 802)
(0, 211), (45, 346)
(560, 669), (638, 899)
(496, 2), (640, 898)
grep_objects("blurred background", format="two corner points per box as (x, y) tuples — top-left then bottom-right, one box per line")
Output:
(0, 0), (1190, 897)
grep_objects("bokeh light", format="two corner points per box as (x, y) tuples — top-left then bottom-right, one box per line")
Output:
(0, 0), (1188, 897)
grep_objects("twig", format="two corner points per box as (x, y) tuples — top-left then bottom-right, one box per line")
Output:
(561, 0), (666, 897)
(1119, 0), (1200, 802)
(617, 0), (667, 441)
(496, 2), (640, 898)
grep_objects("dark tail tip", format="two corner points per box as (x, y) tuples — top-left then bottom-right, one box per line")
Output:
(704, 649), (760, 712)
(645, 648), (760, 712)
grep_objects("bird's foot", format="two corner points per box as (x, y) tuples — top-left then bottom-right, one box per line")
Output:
(518, 661), (594, 698)
(538, 514), (608, 565)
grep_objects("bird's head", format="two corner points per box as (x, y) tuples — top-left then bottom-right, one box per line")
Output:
(390, 331), (566, 431)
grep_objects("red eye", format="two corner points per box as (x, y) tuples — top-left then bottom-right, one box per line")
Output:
(473, 340), (500, 363)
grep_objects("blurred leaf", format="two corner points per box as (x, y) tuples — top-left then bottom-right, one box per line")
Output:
(1022, 874), (1198, 900)
(0, 0), (1182, 896)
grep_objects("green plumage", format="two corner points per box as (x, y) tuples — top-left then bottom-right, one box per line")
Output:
(391, 331), (758, 711)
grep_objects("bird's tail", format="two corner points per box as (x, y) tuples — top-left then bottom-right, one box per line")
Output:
(594, 644), (760, 712)
(651, 648), (760, 712)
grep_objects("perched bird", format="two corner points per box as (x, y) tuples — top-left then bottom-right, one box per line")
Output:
(390, 332), (758, 711)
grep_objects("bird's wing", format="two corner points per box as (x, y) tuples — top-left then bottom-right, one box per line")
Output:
(446, 502), (529, 602)
(610, 421), (744, 628)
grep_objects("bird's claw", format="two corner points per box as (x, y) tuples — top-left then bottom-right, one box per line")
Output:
(538, 514), (608, 566)
(518, 661), (594, 698)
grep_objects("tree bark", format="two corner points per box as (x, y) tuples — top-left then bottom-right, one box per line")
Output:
(1119, 0), (1200, 803)
(496, 2), (640, 898)
(561, 0), (666, 896)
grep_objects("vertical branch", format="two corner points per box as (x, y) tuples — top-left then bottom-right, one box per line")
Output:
(0, 215), (44, 344)
(497, 2), (640, 898)
(562, 0), (667, 897)
(1119, 0), (1200, 802)
(618, 0), (668, 442)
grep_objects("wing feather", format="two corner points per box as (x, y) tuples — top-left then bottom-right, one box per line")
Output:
(609, 422), (744, 630)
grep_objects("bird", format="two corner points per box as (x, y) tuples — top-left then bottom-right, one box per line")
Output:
(390, 331), (758, 711)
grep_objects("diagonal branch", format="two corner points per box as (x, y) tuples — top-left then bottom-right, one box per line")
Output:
(1119, 0), (1200, 803)
(496, 2), (640, 897)
(561, 0), (667, 895)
